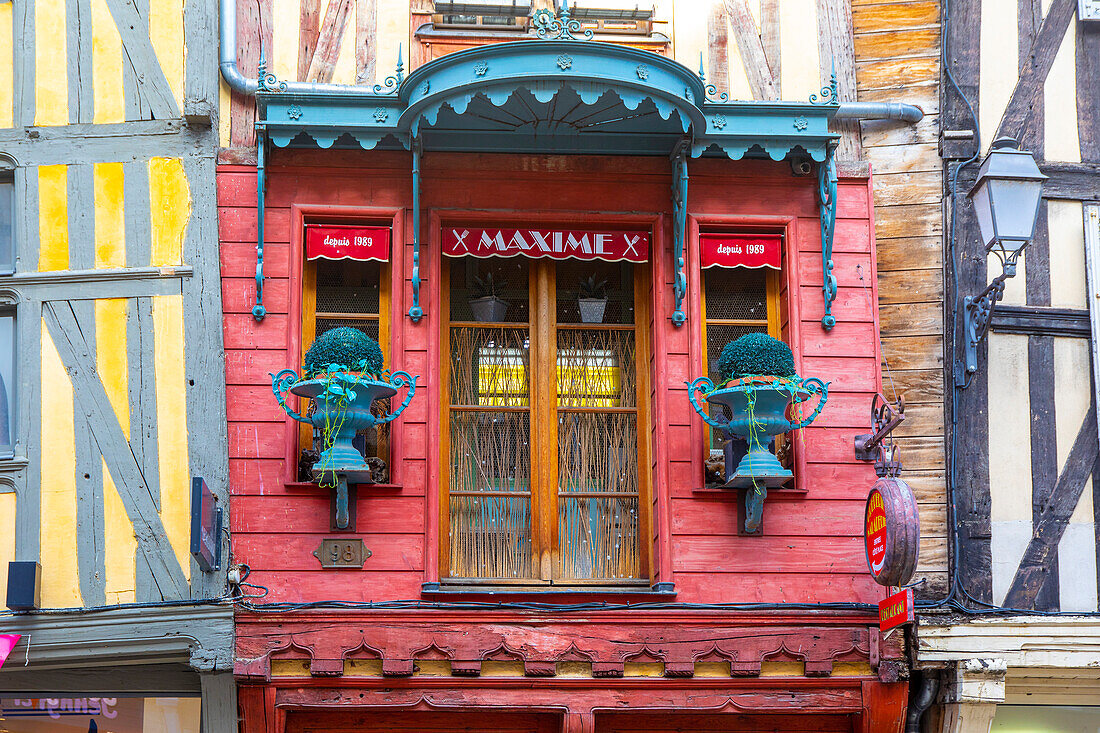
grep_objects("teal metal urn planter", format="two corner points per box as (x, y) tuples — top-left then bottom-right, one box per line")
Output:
(271, 328), (418, 529)
(687, 334), (829, 532)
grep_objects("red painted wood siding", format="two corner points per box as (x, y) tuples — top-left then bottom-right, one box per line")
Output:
(219, 151), (886, 604)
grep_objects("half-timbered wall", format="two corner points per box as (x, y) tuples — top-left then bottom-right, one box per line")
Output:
(945, 0), (1100, 612)
(0, 0), (227, 608)
(0, 1), (233, 721)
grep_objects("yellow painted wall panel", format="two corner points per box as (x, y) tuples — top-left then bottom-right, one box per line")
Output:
(35, 0), (68, 126)
(0, 3), (13, 128)
(377, 0), (409, 89)
(1043, 22), (1080, 162)
(219, 81), (232, 148)
(103, 462), (137, 604)
(94, 163), (126, 268)
(987, 333), (1032, 523)
(92, 0), (125, 124)
(150, 0), (185, 111)
(1048, 200), (1086, 309)
(332, 4), (358, 85)
(153, 294), (191, 582)
(39, 328), (82, 608)
(779, 0), (819, 100)
(96, 298), (130, 438)
(0, 492), (14, 599)
(39, 166), (70, 272)
(978, 0), (1017, 150)
(149, 158), (190, 267)
(273, 0), (299, 82)
(1053, 337), (1093, 524)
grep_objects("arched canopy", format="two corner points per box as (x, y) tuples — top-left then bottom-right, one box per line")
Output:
(259, 39), (838, 161)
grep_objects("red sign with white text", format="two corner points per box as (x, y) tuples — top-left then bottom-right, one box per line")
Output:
(306, 225), (390, 262)
(442, 227), (649, 263)
(865, 488), (889, 578)
(700, 233), (782, 270)
(878, 588), (915, 631)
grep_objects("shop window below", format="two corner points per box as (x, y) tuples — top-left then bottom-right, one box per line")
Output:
(298, 258), (391, 482)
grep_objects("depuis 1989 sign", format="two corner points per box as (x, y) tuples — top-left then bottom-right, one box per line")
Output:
(864, 477), (920, 587)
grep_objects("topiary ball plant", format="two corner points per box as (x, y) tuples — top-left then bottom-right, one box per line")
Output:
(303, 327), (384, 377)
(717, 333), (796, 383)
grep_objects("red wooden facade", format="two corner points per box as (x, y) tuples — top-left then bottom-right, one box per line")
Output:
(220, 149), (907, 731)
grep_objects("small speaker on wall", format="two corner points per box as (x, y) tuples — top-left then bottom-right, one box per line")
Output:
(6, 561), (41, 611)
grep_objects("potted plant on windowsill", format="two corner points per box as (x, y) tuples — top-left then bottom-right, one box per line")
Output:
(577, 275), (609, 324)
(687, 333), (829, 533)
(271, 327), (417, 529)
(469, 271), (509, 322)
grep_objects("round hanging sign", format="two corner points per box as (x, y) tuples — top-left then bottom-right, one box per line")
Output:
(864, 477), (920, 587)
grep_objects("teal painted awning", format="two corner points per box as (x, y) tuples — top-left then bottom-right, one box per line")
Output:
(257, 39), (839, 161)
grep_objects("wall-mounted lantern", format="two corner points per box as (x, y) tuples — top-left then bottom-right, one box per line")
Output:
(960, 137), (1046, 378)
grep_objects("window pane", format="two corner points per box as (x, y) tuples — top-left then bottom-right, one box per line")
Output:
(450, 326), (530, 407)
(555, 259), (634, 324)
(0, 315), (11, 449)
(449, 411), (532, 578)
(557, 329), (635, 408)
(315, 259), (380, 313)
(449, 257), (529, 323)
(0, 178), (12, 273)
(703, 267), (768, 320)
(557, 412), (639, 580)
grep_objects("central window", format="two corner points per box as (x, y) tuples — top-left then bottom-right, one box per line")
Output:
(441, 253), (648, 584)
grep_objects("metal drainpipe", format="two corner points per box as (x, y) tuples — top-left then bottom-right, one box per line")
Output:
(835, 102), (924, 123)
(220, 0), (925, 126)
(905, 673), (940, 733)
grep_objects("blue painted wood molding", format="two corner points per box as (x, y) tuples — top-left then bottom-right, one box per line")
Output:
(251, 38), (841, 327)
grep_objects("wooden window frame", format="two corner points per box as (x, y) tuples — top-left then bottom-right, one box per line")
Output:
(283, 205), (405, 487)
(433, 214), (656, 589)
(687, 215), (806, 494)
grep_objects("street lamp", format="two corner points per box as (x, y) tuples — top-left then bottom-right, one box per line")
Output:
(961, 137), (1047, 377)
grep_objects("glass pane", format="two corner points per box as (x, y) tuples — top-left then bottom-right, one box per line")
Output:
(315, 259), (380, 314)
(316, 317), (378, 342)
(0, 697), (201, 733)
(557, 412), (639, 580)
(555, 259), (634, 325)
(449, 411), (532, 578)
(703, 267), (768, 321)
(450, 326), (530, 407)
(557, 329), (635, 408)
(0, 178), (12, 273)
(0, 315), (11, 449)
(449, 257), (529, 323)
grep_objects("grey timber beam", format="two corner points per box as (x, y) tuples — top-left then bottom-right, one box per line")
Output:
(181, 155), (231, 599)
(102, 0), (180, 119)
(0, 123), (214, 167)
(1039, 162), (1100, 200)
(0, 604), (233, 671)
(200, 673), (238, 733)
(42, 301), (190, 601)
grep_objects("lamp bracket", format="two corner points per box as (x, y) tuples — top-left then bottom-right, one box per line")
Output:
(961, 270), (1011, 379)
(854, 393), (906, 476)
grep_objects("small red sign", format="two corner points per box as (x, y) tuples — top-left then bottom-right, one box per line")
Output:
(878, 588), (914, 631)
(700, 233), (782, 270)
(865, 488), (889, 577)
(306, 225), (390, 262)
(442, 227), (649, 263)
